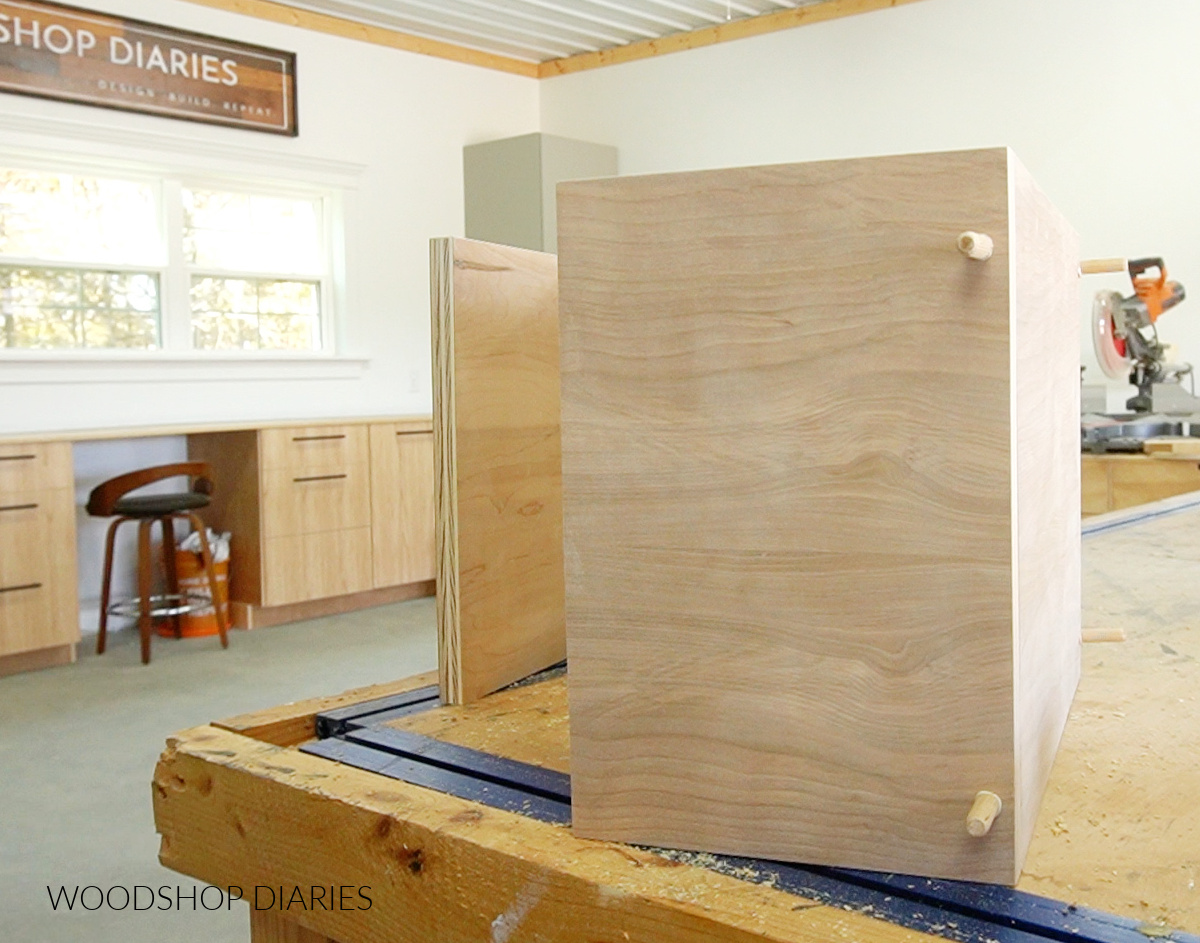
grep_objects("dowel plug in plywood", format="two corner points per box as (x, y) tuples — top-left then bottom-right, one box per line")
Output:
(966, 791), (1003, 837)
(957, 231), (993, 261)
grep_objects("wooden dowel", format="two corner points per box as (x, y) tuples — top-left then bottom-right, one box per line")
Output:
(1080, 258), (1126, 275)
(966, 790), (1002, 837)
(957, 231), (993, 261)
(1082, 627), (1126, 643)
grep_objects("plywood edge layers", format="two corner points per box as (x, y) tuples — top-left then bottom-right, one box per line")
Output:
(431, 238), (462, 704)
(537, 0), (932, 77)
(1006, 149), (1023, 884)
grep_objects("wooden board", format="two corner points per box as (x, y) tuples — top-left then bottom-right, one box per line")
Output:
(155, 726), (939, 943)
(556, 149), (1080, 884)
(1143, 437), (1200, 456)
(430, 238), (565, 705)
(1081, 453), (1200, 516)
(214, 669), (437, 746)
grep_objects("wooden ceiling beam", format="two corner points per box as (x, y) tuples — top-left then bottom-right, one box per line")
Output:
(181, 0), (541, 77)
(538, 0), (930, 77)
(182, 0), (928, 79)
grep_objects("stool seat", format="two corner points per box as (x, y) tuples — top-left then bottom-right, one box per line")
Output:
(113, 492), (210, 518)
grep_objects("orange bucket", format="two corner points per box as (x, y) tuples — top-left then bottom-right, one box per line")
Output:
(156, 550), (229, 638)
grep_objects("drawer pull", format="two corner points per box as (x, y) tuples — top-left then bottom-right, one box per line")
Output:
(0, 582), (42, 594)
(293, 473), (348, 483)
(292, 434), (346, 442)
(0, 454), (36, 462)
(0, 503), (38, 512)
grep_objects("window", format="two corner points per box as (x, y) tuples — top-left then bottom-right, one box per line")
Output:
(184, 188), (324, 351)
(0, 169), (162, 349)
(0, 164), (332, 354)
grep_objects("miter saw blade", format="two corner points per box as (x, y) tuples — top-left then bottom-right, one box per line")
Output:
(1093, 289), (1131, 379)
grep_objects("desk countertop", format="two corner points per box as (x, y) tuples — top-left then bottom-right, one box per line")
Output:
(0, 415), (432, 445)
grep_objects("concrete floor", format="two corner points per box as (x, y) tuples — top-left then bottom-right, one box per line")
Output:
(1, 598), (437, 943)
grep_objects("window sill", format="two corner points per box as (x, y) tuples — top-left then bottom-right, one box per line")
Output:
(0, 352), (369, 384)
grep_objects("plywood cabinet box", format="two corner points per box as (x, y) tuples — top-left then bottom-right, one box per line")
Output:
(557, 148), (1081, 884)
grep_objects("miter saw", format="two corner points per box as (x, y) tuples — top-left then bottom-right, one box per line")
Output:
(1091, 257), (1197, 413)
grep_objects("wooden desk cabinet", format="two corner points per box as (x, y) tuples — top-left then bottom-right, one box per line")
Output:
(0, 416), (433, 674)
(191, 419), (435, 626)
(0, 441), (79, 675)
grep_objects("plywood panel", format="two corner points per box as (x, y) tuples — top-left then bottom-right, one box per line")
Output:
(557, 149), (1080, 884)
(1009, 154), (1083, 867)
(368, 426), (436, 587)
(431, 237), (565, 705)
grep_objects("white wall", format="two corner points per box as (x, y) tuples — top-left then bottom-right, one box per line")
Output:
(540, 0), (1200, 397)
(0, 0), (540, 435)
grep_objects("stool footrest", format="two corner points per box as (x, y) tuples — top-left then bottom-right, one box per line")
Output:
(107, 592), (211, 620)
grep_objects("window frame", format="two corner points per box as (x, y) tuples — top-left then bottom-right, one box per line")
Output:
(0, 157), (339, 358)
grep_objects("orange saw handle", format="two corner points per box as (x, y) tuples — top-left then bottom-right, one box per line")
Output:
(1128, 257), (1185, 322)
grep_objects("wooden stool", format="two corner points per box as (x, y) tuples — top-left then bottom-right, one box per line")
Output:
(86, 462), (229, 665)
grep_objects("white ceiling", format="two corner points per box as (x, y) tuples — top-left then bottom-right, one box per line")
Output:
(278, 0), (824, 63)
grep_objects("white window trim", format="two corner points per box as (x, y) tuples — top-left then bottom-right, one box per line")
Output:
(0, 111), (365, 381)
(0, 350), (368, 384)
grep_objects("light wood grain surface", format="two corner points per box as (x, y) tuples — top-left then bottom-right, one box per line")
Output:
(1082, 453), (1200, 516)
(368, 426), (436, 588)
(431, 238), (566, 705)
(0, 441), (78, 658)
(156, 722), (941, 943)
(557, 149), (1079, 884)
(1008, 155), (1082, 867)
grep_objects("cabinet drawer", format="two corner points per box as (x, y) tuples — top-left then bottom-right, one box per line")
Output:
(0, 441), (72, 493)
(0, 581), (57, 657)
(261, 464), (371, 538)
(259, 425), (369, 472)
(263, 526), (373, 606)
(0, 496), (54, 589)
(369, 425), (436, 587)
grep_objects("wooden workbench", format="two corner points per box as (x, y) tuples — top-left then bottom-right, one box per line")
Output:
(153, 496), (1200, 942)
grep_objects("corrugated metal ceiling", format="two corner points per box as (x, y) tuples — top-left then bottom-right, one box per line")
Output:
(274, 0), (824, 63)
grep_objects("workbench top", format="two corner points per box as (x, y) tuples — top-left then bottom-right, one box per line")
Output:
(152, 497), (1200, 943)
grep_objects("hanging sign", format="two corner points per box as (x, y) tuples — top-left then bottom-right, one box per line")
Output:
(0, 0), (297, 135)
